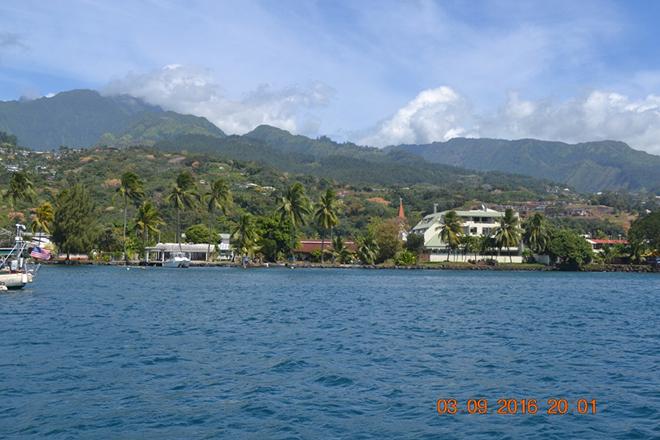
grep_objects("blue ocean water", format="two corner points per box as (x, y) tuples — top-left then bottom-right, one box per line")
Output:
(1, 266), (658, 439)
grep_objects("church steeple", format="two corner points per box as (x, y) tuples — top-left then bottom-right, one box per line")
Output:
(398, 197), (405, 219)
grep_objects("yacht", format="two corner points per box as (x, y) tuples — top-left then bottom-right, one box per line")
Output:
(163, 252), (190, 268)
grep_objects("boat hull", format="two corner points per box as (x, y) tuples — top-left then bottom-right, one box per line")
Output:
(163, 258), (190, 268)
(0, 272), (31, 290)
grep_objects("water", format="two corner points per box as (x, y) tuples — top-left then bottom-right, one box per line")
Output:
(1, 266), (659, 439)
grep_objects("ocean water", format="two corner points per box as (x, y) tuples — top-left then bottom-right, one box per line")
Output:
(1, 266), (658, 439)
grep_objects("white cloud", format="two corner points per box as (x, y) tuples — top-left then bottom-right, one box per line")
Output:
(362, 86), (660, 154)
(359, 87), (476, 147)
(103, 65), (334, 135)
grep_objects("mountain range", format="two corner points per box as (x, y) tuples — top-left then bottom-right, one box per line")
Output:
(1, 89), (659, 193)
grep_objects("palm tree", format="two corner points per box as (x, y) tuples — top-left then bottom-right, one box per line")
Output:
(461, 235), (480, 262)
(232, 214), (259, 266)
(4, 171), (36, 207)
(356, 234), (379, 265)
(438, 210), (462, 261)
(276, 182), (311, 259)
(313, 188), (339, 263)
(332, 235), (352, 264)
(494, 208), (522, 263)
(523, 213), (550, 254)
(115, 171), (144, 261)
(205, 178), (232, 261)
(133, 201), (164, 261)
(165, 171), (200, 245)
(31, 201), (54, 234)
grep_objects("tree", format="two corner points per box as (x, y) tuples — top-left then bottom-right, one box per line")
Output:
(205, 178), (232, 260)
(394, 249), (417, 266)
(461, 235), (480, 262)
(438, 210), (462, 261)
(313, 188), (339, 263)
(494, 208), (522, 263)
(133, 200), (163, 260)
(523, 213), (550, 254)
(184, 224), (213, 244)
(4, 171), (36, 208)
(276, 182), (311, 259)
(629, 211), (660, 254)
(256, 214), (294, 262)
(405, 233), (425, 256)
(332, 235), (352, 263)
(232, 214), (259, 264)
(369, 218), (402, 263)
(165, 171), (200, 244)
(547, 228), (593, 270)
(51, 184), (98, 259)
(31, 201), (54, 234)
(356, 233), (379, 265)
(115, 171), (144, 261)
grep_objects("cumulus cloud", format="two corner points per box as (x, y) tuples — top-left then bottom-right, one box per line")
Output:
(103, 65), (333, 135)
(359, 87), (476, 147)
(361, 86), (660, 154)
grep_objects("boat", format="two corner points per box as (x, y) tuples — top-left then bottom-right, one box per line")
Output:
(163, 252), (190, 268)
(0, 224), (39, 290)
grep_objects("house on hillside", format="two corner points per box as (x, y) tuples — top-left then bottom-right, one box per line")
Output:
(411, 205), (523, 263)
(586, 238), (628, 253)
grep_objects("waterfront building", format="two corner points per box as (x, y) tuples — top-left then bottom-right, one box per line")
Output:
(145, 234), (232, 263)
(411, 205), (523, 263)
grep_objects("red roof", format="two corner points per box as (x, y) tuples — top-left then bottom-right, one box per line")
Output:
(589, 239), (628, 245)
(294, 240), (356, 253)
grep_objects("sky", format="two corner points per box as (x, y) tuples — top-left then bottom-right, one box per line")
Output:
(3, 0), (660, 153)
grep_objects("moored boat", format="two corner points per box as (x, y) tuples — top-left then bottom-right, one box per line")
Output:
(163, 252), (191, 268)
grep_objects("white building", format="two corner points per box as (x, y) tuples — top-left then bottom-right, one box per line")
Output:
(411, 205), (523, 263)
(145, 234), (232, 263)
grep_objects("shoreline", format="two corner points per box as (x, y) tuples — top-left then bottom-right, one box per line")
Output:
(42, 260), (659, 273)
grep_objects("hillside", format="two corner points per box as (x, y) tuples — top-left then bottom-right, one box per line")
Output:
(154, 126), (552, 192)
(391, 138), (660, 193)
(0, 90), (225, 149)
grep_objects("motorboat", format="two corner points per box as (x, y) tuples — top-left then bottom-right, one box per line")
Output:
(163, 252), (190, 268)
(0, 224), (39, 290)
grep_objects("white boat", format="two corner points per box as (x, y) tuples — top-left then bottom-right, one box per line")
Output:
(163, 252), (190, 268)
(0, 224), (39, 290)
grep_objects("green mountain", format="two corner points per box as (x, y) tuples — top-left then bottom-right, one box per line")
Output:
(154, 126), (550, 193)
(0, 89), (225, 149)
(391, 138), (660, 193)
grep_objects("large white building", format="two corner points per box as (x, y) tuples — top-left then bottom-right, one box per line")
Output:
(145, 234), (232, 263)
(411, 206), (523, 263)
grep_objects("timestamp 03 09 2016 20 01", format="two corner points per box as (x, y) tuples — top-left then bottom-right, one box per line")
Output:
(436, 398), (598, 416)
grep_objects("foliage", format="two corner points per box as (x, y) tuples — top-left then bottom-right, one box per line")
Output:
(165, 171), (200, 242)
(4, 171), (36, 207)
(523, 212), (550, 254)
(0, 130), (17, 146)
(232, 214), (259, 258)
(31, 201), (54, 234)
(438, 210), (462, 261)
(255, 215), (294, 262)
(394, 249), (417, 266)
(51, 184), (99, 257)
(369, 218), (402, 263)
(332, 235), (353, 263)
(405, 233), (425, 255)
(184, 224), (213, 244)
(356, 233), (379, 265)
(133, 200), (163, 247)
(546, 228), (593, 269)
(313, 188), (339, 262)
(628, 211), (660, 254)
(494, 208), (522, 262)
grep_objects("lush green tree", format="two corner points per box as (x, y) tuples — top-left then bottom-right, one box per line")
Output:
(133, 200), (164, 260)
(629, 211), (660, 254)
(4, 171), (36, 208)
(232, 214), (259, 262)
(523, 212), (550, 254)
(438, 210), (462, 261)
(31, 201), (54, 234)
(276, 182), (311, 259)
(369, 218), (402, 263)
(256, 214), (294, 262)
(97, 226), (123, 254)
(461, 235), (480, 261)
(313, 188), (339, 263)
(51, 184), (99, 259)
(115, 171), (144, 261)
(184, 224), (213, 244)
(394, 249), (417, 266)
(356, 233), (379, 265)
(332, 235), (353, 263)
(165, 171), (200, 244)
(494, 208), (522, 262)
(547, 228), (593, 269)
(205, 178), (232, 259)
(405, 233), (425, 255)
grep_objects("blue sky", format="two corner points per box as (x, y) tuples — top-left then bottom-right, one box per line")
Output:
(3, 0), (660, 152)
